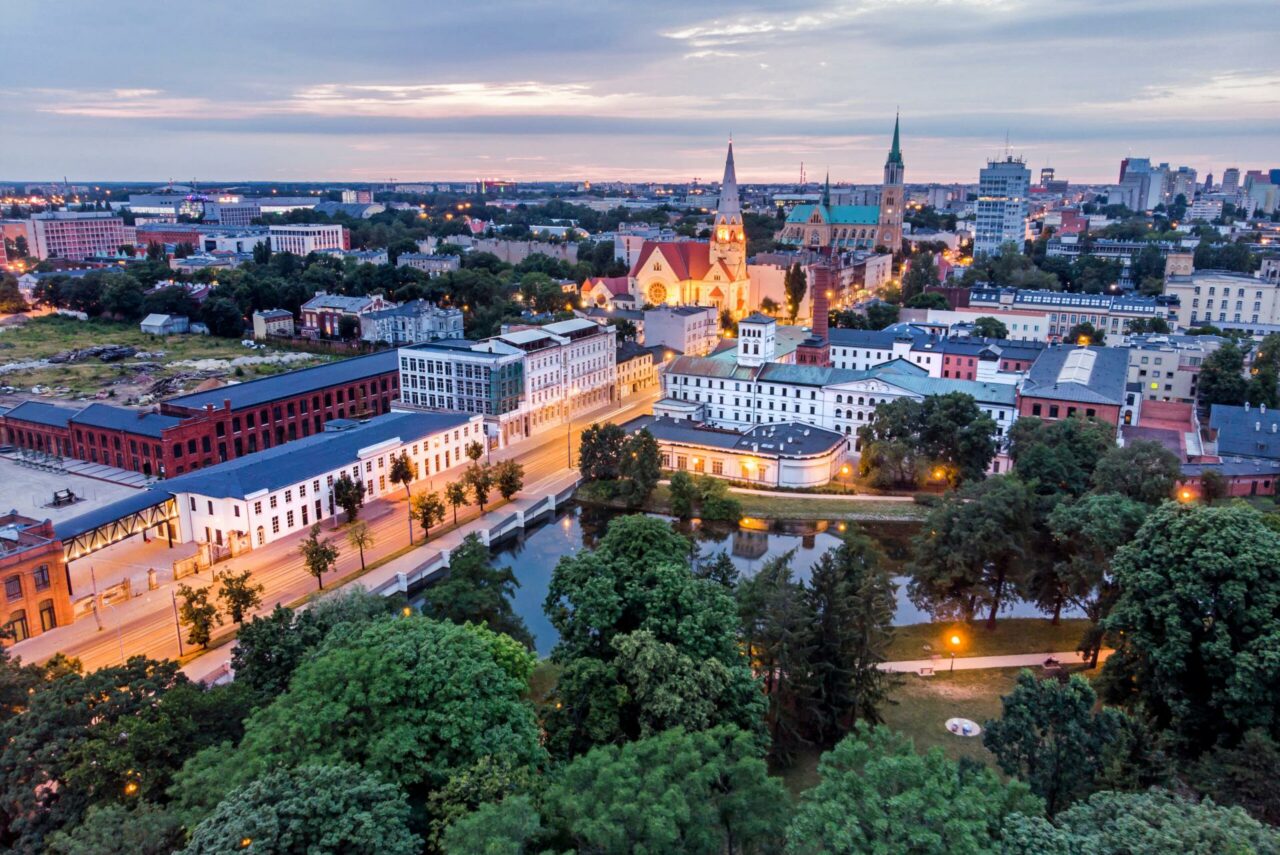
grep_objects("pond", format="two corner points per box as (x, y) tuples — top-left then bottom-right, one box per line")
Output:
(429, 504), (1078, 656)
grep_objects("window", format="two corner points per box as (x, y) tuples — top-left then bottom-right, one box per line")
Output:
(272, 516), (280, 534)
(4, 576), (22, 602)
(33, 565), (50, 591)
(284, 489), (292, 503)
(254, 501), (262, 515)
(286, 510), (295, 528)
(269, 495), (278, 509)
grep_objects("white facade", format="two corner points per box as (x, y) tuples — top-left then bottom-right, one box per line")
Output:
(30, 212), (131, 260)
(1166, 270), (1280, 331)
(396, 253), (461, 275)
(975, 157), (1031, 256)
(360, 301), (464, 345)
(642, 305), (719, 356)
(171, 413), (483, 549)
(268, 223), (346, 255)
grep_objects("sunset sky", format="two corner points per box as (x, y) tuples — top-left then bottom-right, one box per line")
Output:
(6, 0), (1278, 184)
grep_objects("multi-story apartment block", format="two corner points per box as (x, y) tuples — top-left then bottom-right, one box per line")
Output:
(968, 287), (1178, 339)
(29, 211), (132, 260)
(399, 318), (617, 447)
(395, 253), (461, 275)
(974, 156), (1030, 256)
(268, 223), (349, 255)
(1165, 270), (1280, 334)
(300, 291), (391, 339)
(642, 305), (719, 356)
(1124, 333), (1224, 404)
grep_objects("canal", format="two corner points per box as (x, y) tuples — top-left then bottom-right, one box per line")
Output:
(452, 504), (1075, 656)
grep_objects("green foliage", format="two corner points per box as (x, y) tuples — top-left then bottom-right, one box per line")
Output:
(176, 618), (546, 817)
(578, 422), (626, 482)
(668, 469), (698, 517)
(230, 589), (395, 705)
(858, 393), (997, 488)
(345, 519), (374, 569)
(1090, 440), (1181, 504)
(388, 450), (414, 494)
(410, 491), (445, 541)
(1102, 502), (1280, 754)
(542, 515), (762, 757)
(298, 522), (339, 590)
(215, 568), (263, 625)
(866, 301), (900, 329)
(422, 533), (534, 648)
(494, 459), (524, 501)
(1065, 322), (1104, 345)
(973, 315), (1009, 339)
(45, 801), (185, 855)
(448, 726), (788, 855)
(910, 475), (1034, 627)
(332, 472), (364, 522)
(177, 582), (221, 648)
(787, 724), (1041, 854)
(1187, 728), (1280, 825)
(1009, 416), (1115, 497)
(904, 290), (949, 309)
(445, 479), (469, 523)
(617, 428), (661, 505)
(1002, 789), (1280, 854)
(983, 671), (1134, 816)
(464, 462), (494, 510)
(784, 262), (808, 321)
(1197, 340), (1249, 407)
(182, 765), (419, 855)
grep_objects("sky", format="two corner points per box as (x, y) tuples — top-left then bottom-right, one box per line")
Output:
(4, 0), (1279, 185)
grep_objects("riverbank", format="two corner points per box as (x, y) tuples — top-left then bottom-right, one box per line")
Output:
(576, 482), (929, 522)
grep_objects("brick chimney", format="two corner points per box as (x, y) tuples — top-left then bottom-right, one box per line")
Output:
(811, 264), (831, 341)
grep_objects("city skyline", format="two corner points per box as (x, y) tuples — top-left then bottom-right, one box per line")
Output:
(4, 0), (1279, 184)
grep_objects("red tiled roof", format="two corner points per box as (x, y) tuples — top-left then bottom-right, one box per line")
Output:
(582, 276), (631, 297)
(629, 240), (713, 281)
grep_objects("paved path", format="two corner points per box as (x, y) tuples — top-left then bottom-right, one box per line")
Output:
(727, 485), (914, 501)
(880, 648), (1112, 673)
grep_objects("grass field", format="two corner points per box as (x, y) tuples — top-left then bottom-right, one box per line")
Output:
(886, 617), (1093, 662)
(579, 482), (929, 523)
(0, 316), (329, 400)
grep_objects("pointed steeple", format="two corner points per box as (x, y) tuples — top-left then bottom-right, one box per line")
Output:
(887, 112), (903, 166)
(822, 171), (831, 207)
(718, 139), (740, 216)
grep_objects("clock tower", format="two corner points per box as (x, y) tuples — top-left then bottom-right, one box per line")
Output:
(878, 114), (905, 254)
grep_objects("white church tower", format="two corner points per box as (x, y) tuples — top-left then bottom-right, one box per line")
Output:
(736, 313), (777, 368)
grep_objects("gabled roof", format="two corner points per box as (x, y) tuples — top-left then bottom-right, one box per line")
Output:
(4, 400), (80, 428)
(1020, 346), (1129, 406)
(629, 240), (713, 281)
(70, 403), (182, 438)
(582, 276), (630, 297)
(165, 349), (398, 412)
(1209, 404), (1280, 460)
(622, 415), (845, 457)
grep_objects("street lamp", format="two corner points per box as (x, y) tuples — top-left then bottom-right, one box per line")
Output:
(565, 386), (581, 467)
(949, 632), (962, 672)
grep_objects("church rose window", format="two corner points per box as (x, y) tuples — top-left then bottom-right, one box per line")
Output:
(648, 283), (667, 303)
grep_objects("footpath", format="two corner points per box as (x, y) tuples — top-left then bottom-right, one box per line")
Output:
(880, 648), (1113, 674)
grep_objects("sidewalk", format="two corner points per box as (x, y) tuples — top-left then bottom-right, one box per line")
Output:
(880, 648), (1113, 674)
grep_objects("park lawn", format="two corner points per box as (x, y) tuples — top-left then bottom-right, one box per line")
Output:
(579, 482), (928, 523)
(886, 617), (1093, 662)
(781, 666), (1027, 796)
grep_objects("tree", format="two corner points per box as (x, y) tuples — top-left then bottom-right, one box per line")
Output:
(345, 520), (373, 571)
(578, 422), (626, 481)
(1101, 502), (1280, 754)
(983, 671), (1130, 816)
(1090, 440), (1180, 504)
(668, 470), (698, 518)
(182, 765), (419, 855)
(805, 529), (898, 745)
(100, 275), (146, 320)
(910, 475), (1034, 628)
(973, 316), (1009, 339)
(174, 619), (545, 815)
(45, 802), (184, 855)
(230, 590), (396, 704)
(1010, 416), (1115, 498)
(1197, 340), (1248, 407)
(787, 724), (1040, 855)
(412, 491), (446, 540)
(901, 251), (937, 302)
(0, 276), (31, 314)
(445, 480), (469, 525)
(465, 462), (494, 511)
(865, 301), (899, 329)
(760, 296), (780, 315)
(1046, 493), (1150, 665)
(494, 459), (524, 501)
(784, 262), (807, 322)
(332, 472), (364, 522)
(858, 393), (996, 488)
(542, 515), (763, 757)
(453, 726), (789, 855)
(1002, 790), (1280, 854)
(618, 428), (661, 504)
(904, 290), (948, 309)
(465, 440), (484, 462)
(1198, 468), (1229, 505)
(200, 295), (245, 338)
(1187, 728), (1280, 826)
(1066, 322), (1104, 345)
(298, 523), (340, 590)
(422, 533), (533, 648)
(389, 450), (415, 541)
(177, 583), (222, 648)
(215, 568), (263, 625)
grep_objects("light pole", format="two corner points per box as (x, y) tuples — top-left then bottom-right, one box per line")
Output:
(565, 386), (580, 468)
(170, 589), (184, 658)
(949, 633), (961, 672)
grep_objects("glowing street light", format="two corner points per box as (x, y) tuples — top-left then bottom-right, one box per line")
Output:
(948, 632), (962, 672)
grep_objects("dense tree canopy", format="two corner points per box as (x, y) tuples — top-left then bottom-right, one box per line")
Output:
(420, 533), (534, 648)
(858, 393), (997, 488)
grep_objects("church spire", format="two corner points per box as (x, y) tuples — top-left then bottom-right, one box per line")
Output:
(886, 112), (903, 167)
(718, 139), (740, 216)
(823, 170), (831, 206)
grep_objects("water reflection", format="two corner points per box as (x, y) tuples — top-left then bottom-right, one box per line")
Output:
(472, 504), (1072, 656)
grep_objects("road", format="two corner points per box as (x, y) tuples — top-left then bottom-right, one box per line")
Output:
(11, 389), (659, 673)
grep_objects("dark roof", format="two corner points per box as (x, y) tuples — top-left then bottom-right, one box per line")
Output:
(69, 404), (183, 438)
(162, 411), (473, 500)
(740, 312), (776, 325)
(622, 415), (846, 457)
(1209, 404), (1280, 460)
(616, 341), (654, 365)
(55, 489), (175, 541)
(4, 400), (80, 428)
(1020, 346), (1129, 406)
(165, 350), (398, 412)
(1182, 459), (1280, 478)
(828, 325), (930, 349)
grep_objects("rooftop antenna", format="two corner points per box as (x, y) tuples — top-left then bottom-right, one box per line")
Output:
(1004, 130), (1011, 160)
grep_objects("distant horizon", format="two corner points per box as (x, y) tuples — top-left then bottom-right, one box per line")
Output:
(5, 1), (1278, 185)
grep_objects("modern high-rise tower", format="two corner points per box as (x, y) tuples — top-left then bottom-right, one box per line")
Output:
(974, 155), (1030, 257)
